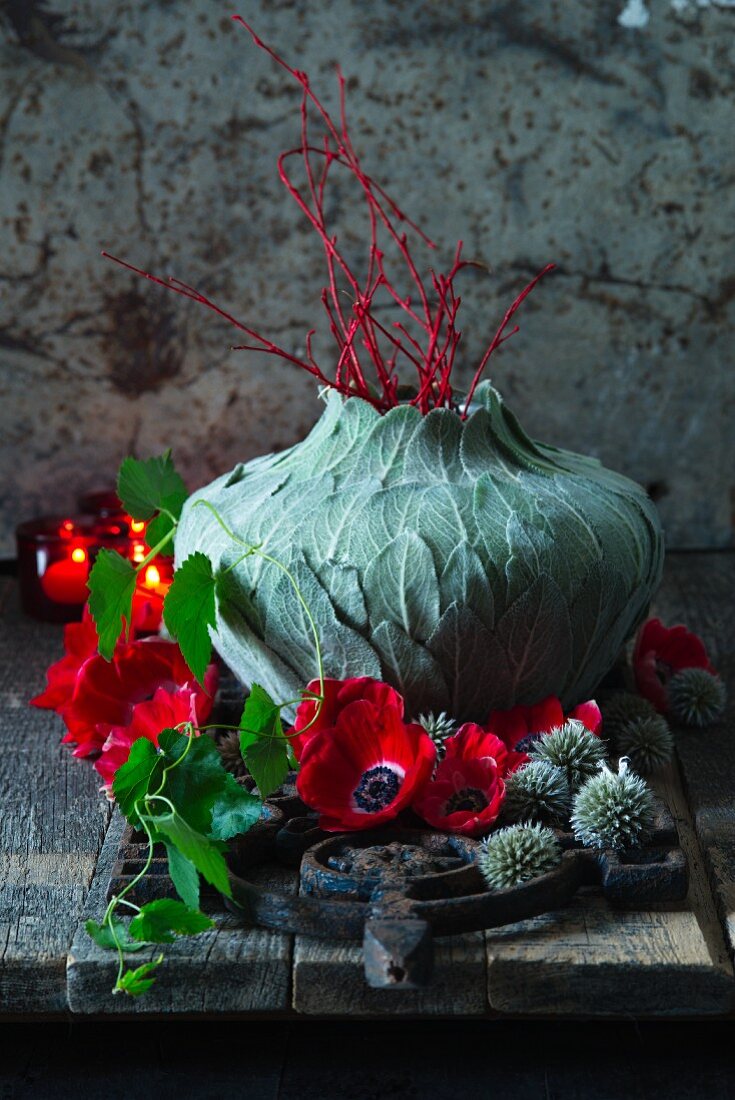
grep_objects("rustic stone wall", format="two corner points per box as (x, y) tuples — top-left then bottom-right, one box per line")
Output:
(1, 0), (733, 554)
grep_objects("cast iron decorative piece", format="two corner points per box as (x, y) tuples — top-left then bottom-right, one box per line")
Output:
(107, 784), (687, 991)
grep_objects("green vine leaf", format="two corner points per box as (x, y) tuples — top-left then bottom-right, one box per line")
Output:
(128, 899), (214, 944)
(163, 552), (217, 685)
(239, 684), (289, 799)
(166, 845), (200, 911)
(87, 549), (137, 659)
(117, 956), (164, 997)
(112, 738), (161, 826)
(85, 918), (147, 954)
(209, 773), (263, 840)
(149, 810), (232, 899)
(117, 452), (187, 522)
(156, 728), (261, 838)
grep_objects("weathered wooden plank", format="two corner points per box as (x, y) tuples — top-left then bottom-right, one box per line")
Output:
(484, 755), (733, 1016)
(67, 810), (298, 1014)
(292, 930), (487, 1016)
(480, 552), (735, 1017)
(0, 579), (111, 1013)
(653, 552), (735, 967)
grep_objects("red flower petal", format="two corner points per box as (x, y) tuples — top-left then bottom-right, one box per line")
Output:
(486, 694), (598, 772)
(633, 617), (715, 714)
(94, 684), (211, 791)
(60, 638), (217, 757)
(444, 723), (509, 774)
(296, 698), (435, 832)
(414, 756), (505, 837)
(30, 619), (99, 711)
(568, 699), (602, 736)
(291, 676), (405, 761)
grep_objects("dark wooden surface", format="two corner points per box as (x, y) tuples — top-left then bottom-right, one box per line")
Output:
(2, 553), (735, 1017)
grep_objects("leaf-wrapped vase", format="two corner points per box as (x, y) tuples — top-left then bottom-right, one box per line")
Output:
(176, 383), (663, 721)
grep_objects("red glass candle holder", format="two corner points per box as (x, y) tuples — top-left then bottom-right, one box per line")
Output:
(16, 515), (130, 623)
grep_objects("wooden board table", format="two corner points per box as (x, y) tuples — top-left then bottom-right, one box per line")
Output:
(2, 553), (734, 1018)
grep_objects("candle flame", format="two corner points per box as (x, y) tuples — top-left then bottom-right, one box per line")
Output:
(132, 542), (146, 563)
(71, 547), (87, 564)
(144, 564), (161, 588)
(60, 519), (75, 538)
(130, 519), (145, 534)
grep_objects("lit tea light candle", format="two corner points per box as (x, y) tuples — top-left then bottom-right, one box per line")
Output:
(16, 514), (131, 623)
(41, 544), (90, 604)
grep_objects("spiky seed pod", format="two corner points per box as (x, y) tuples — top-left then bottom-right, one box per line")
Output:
(528, 719), (607, 792)
(571, 759), (656, 850)
(601, 691), (658, 742)
(479, 823), (562, 890)
(667, 668), (727, 727)
(417, 711), (457, 756)
(615, 714), (674, 775)
(504, 761), (571, 825)
(216, 730), (248, 780)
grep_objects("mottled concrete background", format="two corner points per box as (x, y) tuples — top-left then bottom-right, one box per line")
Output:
(1, 0), (733, 554)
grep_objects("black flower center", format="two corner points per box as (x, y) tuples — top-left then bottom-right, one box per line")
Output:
(514, 732), (543, 755)
(445, 787), (489, 814)
(353, 765), (402, 813)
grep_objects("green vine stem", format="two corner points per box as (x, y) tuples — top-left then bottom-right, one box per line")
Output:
(193, 498), (326, 736)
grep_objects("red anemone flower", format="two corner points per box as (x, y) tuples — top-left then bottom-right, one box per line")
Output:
(58, 638), (217, 758)
(291, 676), (405, 761)
(30, 617), (99, 713)
(296, 698), (436, 832)
(95, 684), (209, 792)
(486, 695), (602, 773)
(634, 617), (716, 714)
(413, 723), (508, 837)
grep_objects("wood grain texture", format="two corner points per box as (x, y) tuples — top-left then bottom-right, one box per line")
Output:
(67, 810), (297, 1015)
(485, 757), (733, 1016)
(653, 552), (735, 968)
(0, 579), (110, 1013)
(292, 931), (487, 1016)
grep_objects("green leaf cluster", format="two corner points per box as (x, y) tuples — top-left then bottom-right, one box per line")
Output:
(98, 725), (262, 996)
(87, 452), (189, 659)
(113, 729), (261, 908)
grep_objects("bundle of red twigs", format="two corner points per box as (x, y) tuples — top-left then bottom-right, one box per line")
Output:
(105, 17), (554, 417)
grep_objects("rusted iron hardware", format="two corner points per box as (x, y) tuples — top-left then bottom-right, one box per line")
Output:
(108, 783), (687, 991)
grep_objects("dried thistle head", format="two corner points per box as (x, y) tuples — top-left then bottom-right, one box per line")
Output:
(615, 714), (673, 775)
(667, 668), (726, 728)
(216, 730), (248, 780)
(504, 761), (571, 825)
(529, 719), (607, 792)
(479, 823), (561, 890)
(417, 711), (456, 757)
(571, 759), (656, 850)
(601, 691), (658, 742)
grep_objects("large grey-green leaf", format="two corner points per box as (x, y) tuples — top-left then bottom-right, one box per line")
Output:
(416, 484), (475, 566)
(403, 408), (466, 484)
(495, 573), (573, 701)
(340, 402), (423, 485)
(343, 484), (428, 568)
(371, 620), (449, 717)
(427, 603), (512, 720)
(263, 557), (379, 685)
(318, 560), (369, 631)
(439, 543), (495, 631)
(363, 528), (442, 642)
(364, 531), (440, 643)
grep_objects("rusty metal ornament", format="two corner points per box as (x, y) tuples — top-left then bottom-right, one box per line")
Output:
(108, 788), (687, 991)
